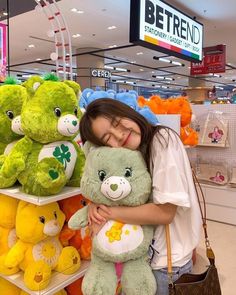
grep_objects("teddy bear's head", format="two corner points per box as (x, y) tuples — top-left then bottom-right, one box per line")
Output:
(16, 201), (65, 244)
(21, 74), (82, 144)
(0, 78), (27, 144)
(80, 143), (151, 206)
(0, 194), (19, 229)
(80, 88), (115, 110)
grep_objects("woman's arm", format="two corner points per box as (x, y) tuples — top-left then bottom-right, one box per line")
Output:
(91, 202), (177, 225)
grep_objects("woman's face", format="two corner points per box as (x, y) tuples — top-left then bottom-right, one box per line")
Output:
(91, 116), (141, 150)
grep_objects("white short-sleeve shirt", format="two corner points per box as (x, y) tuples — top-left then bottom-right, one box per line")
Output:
(150, 129), (201, 269)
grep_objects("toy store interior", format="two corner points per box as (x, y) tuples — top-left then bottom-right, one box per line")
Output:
(0, 0), (235, 295)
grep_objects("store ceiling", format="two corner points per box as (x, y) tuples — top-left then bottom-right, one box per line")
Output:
(4, 0), (236, 93)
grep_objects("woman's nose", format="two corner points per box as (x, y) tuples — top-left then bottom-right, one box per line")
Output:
(112, 128), (124, 141)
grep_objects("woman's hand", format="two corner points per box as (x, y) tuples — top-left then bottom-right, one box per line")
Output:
(89, 221), (106, 238)
(88, 203), (111, 224)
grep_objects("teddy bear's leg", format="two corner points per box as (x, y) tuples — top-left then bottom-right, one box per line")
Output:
(55, 246), (81, 274)
(0, 174), (17, 188)
(24, 158), (67, 195)
(82, 254), (117, 295)
(0, 254), (19, 275)
(121, 255), (157, 295)
(24, 261), (51, 291)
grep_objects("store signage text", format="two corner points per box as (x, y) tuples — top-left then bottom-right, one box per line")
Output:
(130, 0), (203, 62)
(91, 69), (111, 78)
(190, 45), (226, 75)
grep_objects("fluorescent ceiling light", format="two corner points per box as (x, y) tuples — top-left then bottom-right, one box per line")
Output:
(36, 58), (42, 61)
(108, 45), (117, 48)
(28, 44), (35, 48)
(136, 52), (143, 55)
(71, 8), (84, 13)
(107, 26), (117, 30)
(159, 57), (171, 63)
(104, 65), (114, 70)
(172, 61), (182, 66)
(72, 33), (81, 38)
(115, 67), (128, 72)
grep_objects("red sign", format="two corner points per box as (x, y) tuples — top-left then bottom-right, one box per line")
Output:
(190, 44), (226, 75)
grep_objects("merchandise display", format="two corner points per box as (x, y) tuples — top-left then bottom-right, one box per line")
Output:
(4, 200), (81, 291)
(0, 78), (28, 187)
(0, 74), (85, 196)
(69, 143), (156, 295)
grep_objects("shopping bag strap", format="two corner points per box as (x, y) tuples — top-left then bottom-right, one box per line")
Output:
(166, 168), (216, 280)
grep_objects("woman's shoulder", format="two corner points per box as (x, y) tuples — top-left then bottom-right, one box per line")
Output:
(152, 127), (181, 149)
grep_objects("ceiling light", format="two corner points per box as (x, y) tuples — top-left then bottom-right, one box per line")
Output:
(139, 68), (144, 71)
(136, 52), (143, 55)
(28, 44), (35, 48)
(3, 12), (8, 16)
(131, 61), (136, 64)
(115, 67), (128, 72)
(158, 57), (171, 63)
(71, 8), (84, 14)
(107, 26), (117, 30)
(171, 61), (182, 66)
(36, 58), (42, 61)
(72, 33), (81, 38)
(104, 65), (114, 70)
(108, 45), (117, 48)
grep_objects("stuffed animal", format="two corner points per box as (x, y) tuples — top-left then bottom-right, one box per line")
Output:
(0, 74), (85, 195)
(68, 143), (156, 295)
(0, 278), (21, 295)
(66, 277), (83, 295)
(79, 87), (115, 110)
(4, 201), (81, 291)
(0, 77), (27, 187)
(20, 289), (67, 295)
(59, 194), (92, 260)
(0, 194), (20, 275)
(116, 91), (159, 125)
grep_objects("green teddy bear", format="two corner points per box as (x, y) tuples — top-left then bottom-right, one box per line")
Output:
(0, 74), (85, 196)
(0, 77), (27, 187)
(68, 143), (157, 295)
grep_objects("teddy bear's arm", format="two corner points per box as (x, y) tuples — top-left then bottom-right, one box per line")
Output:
(5, 240), (27, 268)
(68, 206), (89, 230)
(66, 142), (85, 187)
(1, 136), (33, 178)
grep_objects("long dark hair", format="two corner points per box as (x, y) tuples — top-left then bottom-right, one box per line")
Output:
(79, 98), (168, 167)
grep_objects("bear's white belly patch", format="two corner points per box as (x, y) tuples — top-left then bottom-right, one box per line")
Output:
(38, 141), (77, 179)
(32, 237), (62, 268)
(96, 220), (144, 255)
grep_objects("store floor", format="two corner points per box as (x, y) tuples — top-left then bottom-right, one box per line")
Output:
(193, 220), (236, 295)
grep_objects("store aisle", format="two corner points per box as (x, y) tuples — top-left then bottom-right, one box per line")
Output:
(193, 220), (236, 295)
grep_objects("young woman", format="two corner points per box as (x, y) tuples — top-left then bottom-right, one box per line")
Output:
(79, 98), (201, 295)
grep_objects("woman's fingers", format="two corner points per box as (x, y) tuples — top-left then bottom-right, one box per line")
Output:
(99, 204), (111, 215)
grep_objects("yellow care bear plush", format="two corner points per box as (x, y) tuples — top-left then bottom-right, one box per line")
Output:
(0, 277), (21, 295)
(0, 194), (20, 275)
(5, 201), (81, 291)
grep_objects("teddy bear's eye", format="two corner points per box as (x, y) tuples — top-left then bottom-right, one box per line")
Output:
(124, 167), (132, 177)
(39, 216), (45, 224)
(81, 200), (87, 207)
(6, 110), (14, 120)
(74, 108), (78, 116)
(98, 170), (106, 181)
(54, 211), (57, 219)
(54, 107), (61, 117)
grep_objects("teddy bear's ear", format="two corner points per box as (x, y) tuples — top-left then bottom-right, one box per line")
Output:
(83, 141), (98, 157)
(22, 76), (44, 98)
(64, 80), (81, 96)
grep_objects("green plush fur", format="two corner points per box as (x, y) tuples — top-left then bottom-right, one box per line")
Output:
(0, 83), (27, 186)
(69, 144), (156, 295)
(0, 76), (85, 195)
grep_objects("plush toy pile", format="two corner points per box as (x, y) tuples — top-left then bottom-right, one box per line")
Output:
(68, 143), (156, 295)
(0, 74), (85, 195)
(3, 200), (80, 291)
(138, 95), (198, 146)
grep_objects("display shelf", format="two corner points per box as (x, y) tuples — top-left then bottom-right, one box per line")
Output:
(0, 260), (90, 295)
(0, 186), (81, 206)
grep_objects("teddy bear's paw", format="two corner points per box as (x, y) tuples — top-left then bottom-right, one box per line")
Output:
(24, 261), (51, 291)
(56, 246), (81, 274)
(1, 153), (25, 178)
(37, 158), (67, 190)
(0, 174), (17, 188)
(0, 254), (19, 275)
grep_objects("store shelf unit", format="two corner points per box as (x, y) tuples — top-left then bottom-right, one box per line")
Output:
(0, 260), (90, 295)
(198, 183), (236, 225)
(0, 186), (81, 206)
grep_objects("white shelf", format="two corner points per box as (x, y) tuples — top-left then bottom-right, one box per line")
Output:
(0, 260), (90, 295)
(0, 186), (81, 206)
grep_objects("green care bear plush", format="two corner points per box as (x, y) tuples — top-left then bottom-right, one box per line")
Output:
(68, 143), (156, 295)
(0, 77), (27, 187)
(4, 201), (81, 291)
(0, 74), (85, 195)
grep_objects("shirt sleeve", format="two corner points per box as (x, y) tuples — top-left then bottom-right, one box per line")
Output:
(150, 130), (191, 208)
